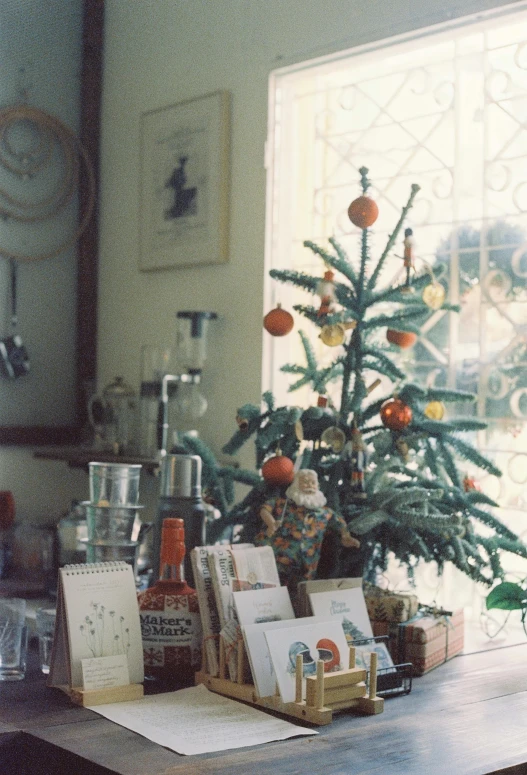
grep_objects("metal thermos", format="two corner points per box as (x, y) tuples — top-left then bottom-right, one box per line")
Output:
(151, 454), (206, 586)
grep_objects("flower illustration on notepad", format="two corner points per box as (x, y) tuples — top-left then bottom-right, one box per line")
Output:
(79, 603), (131, 657)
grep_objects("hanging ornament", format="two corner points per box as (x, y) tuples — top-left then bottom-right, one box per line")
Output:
(422, 282), (446, 310)
(319, 320), (356, 347)
(317, 395), (328, 408)
(394, 436), (410, 462)
(347, 195), (379, 229)
(348, 426), (367, 499)
(320, 426), (346, 453)
(386, 329), (418, 349)
(261, 450), (295, 486)
(316, 269), (336, 317)
(263, 304), (294, 336)
(380, 397), (413, 431)
(367, 378), (381, 395)
(463, 475), (481, 492)
(294, 419), (304, 441)
(424, 401), (445, 421)
(402, 227), (415, 292)
(236, 414), (249, 431)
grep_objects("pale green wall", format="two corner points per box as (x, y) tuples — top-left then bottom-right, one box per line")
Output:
(4, 0), (522, 528)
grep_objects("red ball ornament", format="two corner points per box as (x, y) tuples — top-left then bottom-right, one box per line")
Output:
(261, 453), (295, 486)
(347, 195), (379, 229)
(380, 398), (413, 431)
(386, 329), (418, 349)
(263, 304), (294, 337)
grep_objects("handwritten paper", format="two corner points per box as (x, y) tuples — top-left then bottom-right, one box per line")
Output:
(88, 684), (316, 755)
(81, 654), (130, 691)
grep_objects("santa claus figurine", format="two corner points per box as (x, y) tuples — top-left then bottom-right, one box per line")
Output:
(254, 469), (360, 593)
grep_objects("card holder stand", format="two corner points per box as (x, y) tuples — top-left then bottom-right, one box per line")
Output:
(67, 682), (144, 707)
(195, 635), (384, 726)
(352, 635), (413, 698)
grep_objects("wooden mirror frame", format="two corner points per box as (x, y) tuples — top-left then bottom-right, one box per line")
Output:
(0, 0), (102, 445)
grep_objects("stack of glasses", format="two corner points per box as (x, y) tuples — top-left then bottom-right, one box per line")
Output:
(83, 462), (143, 570)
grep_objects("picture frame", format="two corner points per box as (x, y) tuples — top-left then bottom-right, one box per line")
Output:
(139, 91), (230, 271)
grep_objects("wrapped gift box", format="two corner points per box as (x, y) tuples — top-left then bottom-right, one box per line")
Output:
(398, 609), (465, 676)
(364, 585), (419, 623)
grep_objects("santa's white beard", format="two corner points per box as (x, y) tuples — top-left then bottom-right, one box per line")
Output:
(286, 484), (327, 509)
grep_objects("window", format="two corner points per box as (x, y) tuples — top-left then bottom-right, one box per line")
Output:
(264, 4), (527, 616)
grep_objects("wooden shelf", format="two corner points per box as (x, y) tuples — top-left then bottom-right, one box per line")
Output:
(33, 446), (159, 475)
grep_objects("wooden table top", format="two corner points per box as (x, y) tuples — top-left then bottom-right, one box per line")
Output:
(1, 640), (527, 775)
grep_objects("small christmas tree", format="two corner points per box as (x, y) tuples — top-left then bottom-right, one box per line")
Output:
(182, 167), (526, 587)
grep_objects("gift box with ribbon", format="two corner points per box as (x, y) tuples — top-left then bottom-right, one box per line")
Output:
(371, 607), (464, 675)
(397, 608), (464, 676)
(364, 584), (420, 623)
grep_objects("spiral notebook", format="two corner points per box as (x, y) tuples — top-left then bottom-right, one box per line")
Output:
(48, 562), (144, 690)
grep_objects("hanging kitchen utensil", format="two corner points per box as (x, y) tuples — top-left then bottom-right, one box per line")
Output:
(0, 259), (29, 379)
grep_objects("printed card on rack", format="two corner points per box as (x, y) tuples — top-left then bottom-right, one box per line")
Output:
(208, 545), (281, 681)
(264, 619), (350, 703)
(233, 586), (294, 626)
(308, 586), (374, 643)
(242, 616), (332, 699)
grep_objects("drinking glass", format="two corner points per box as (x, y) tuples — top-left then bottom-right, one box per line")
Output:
(0, 598), (27, 681)
(36, 607), (56, 675)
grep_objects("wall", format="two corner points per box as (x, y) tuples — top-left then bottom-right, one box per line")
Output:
(0, 0), (89, 525)
(98, 0), (522, 517)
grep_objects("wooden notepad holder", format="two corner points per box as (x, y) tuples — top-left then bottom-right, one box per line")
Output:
(195, 636), (384, 725)
(67, 682), (144, 708)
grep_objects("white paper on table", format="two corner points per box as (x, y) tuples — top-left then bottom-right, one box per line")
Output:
(87, 684), (316, 755)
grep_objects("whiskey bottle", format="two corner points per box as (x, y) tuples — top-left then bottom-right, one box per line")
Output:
(137, 517), (202, 689)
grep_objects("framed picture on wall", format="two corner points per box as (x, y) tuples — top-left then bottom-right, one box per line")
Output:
(139, 91), (230, 271)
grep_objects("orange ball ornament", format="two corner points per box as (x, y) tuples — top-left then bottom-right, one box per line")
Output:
(261, 453), (295, 486)
(380, 397), (413, 431)
(386, 329), (418, 349)
(263, 304), (294, 337)
(347, 195), (379, 229)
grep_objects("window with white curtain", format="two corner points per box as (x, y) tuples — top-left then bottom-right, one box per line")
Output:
(264, 3), (527, 618)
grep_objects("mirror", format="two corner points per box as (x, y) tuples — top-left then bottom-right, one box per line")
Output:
(0, 0), (102, 445)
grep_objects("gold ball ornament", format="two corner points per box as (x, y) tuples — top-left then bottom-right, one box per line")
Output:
(319, 320), (356, 347)
(347, 195), (379, 229)
(263, 304), (294, 336)
(320, 323), (346, 347)
(424, 401), (445, 420)
(320, 426), (346, 453)
(422, 283), (446, 310)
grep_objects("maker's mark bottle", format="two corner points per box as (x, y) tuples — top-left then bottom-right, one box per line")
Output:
(137, 517), (202, 689)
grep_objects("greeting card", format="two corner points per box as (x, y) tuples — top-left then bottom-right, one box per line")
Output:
(264, 619), (349, 703)
(242, 615), (332, 699)
(308, 586), (374, 643)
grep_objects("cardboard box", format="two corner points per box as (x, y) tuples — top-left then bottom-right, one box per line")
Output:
(364, 585), (419, 623)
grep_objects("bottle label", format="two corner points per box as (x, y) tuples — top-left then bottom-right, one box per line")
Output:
(139, 590), (202, 670)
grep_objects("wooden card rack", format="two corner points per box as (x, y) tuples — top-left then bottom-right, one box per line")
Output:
(195, 638), (384, 726)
